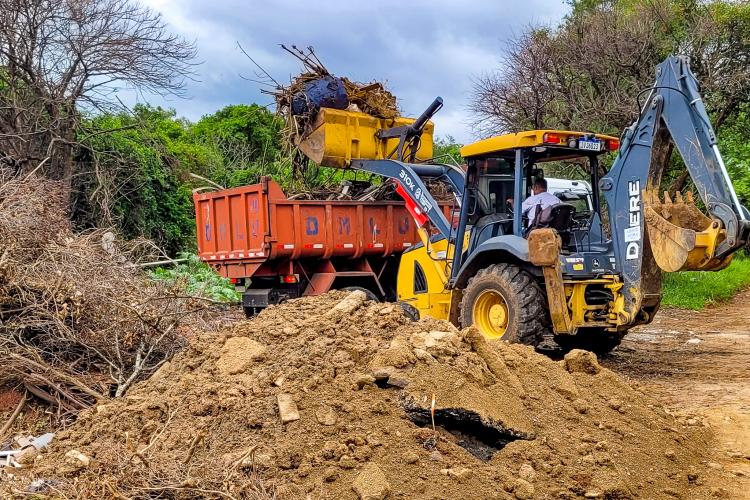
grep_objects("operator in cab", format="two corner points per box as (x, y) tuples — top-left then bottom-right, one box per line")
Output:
(522, 178), (560, 227)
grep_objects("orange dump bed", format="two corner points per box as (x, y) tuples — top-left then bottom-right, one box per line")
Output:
(194, 177), (450, 278)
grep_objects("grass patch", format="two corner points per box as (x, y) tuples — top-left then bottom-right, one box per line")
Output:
(662, 254), (750, 309)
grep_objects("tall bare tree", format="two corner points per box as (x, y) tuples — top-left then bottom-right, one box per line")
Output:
(470, 0), (750, 139)
(0, 0), (196, 190)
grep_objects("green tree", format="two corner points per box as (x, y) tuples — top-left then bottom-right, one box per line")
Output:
(433, 136), (464, 166)
(471, 0), (750, 137)
(719, 104), (750, 207)
(190, 104), (284, 187)
(72, 103), (289, 255)
(73, 105), (205, 254)
(0, 0), (195, 195)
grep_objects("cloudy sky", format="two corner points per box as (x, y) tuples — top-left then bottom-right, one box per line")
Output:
(134, 0), (569, 143)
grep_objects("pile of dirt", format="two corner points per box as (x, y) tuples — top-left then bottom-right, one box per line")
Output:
(13, 291), (718, 499)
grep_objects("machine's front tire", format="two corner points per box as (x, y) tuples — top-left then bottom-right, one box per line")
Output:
(460, 263), (549, 346)
(397, 301), (420, 321)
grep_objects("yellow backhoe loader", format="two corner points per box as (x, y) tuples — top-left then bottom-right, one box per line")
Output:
(288, 56), (750, 352)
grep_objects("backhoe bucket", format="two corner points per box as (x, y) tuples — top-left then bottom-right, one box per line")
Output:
(643, 190), (732, 272)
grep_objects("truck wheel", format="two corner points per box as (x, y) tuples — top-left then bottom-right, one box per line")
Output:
(460, 263), (549, 346)
(555, 329), (624, 355)
(341, 286), (380, 302)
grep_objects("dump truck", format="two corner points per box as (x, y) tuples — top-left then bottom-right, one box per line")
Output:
(194, 156), (587, 318)
(197, 55), (749, 353)
(194, 177), (454, 315)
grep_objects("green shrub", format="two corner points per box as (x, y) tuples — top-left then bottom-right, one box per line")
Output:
(149, 253), (240, 303)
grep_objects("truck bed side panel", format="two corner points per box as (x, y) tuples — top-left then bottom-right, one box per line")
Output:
(194, 179), (453, 277)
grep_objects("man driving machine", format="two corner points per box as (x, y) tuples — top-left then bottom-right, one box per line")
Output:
(522, 178), (560, 227)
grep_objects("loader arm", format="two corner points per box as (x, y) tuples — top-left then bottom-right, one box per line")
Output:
(601, 55), (750, 323)
(348, 97), (465, 243)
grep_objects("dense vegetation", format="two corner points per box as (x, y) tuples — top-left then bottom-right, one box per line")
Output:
(71, 104), (285, 255)
(149, 253), (240, 303)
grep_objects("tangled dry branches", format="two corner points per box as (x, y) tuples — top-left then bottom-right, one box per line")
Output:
(0, 176), (208, 420)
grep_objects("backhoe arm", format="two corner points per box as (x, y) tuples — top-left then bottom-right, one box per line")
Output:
(602, 55), (750, 323)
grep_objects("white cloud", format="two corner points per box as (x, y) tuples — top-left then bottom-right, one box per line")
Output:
(135, 0), (569, 143)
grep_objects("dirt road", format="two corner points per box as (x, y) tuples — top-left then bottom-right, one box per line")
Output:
(603, 289), (750, 499)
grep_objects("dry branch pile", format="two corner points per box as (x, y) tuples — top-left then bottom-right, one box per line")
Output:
(0, 177), (208, 421)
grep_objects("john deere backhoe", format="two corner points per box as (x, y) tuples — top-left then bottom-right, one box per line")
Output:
(296, 55), (749, 352)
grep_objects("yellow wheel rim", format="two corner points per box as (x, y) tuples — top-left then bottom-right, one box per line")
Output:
(473, 290), (509, 339)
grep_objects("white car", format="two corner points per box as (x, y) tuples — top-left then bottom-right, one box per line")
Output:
(546, 178), (593, 214)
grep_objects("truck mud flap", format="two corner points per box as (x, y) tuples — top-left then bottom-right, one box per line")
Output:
(243, 287), (299, 308)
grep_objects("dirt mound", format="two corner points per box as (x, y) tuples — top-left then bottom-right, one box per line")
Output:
(18, 291), (716, 498)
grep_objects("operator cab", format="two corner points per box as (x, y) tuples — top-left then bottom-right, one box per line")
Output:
(459, 130), (619, 254)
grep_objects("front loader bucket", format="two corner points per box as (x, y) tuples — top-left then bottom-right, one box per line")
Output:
(643, 190), (733, 272)
(296, 108), (434, 169)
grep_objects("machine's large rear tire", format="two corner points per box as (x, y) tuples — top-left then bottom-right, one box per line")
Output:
(554, 329), (625, 355)
(460, 263), (549, 346)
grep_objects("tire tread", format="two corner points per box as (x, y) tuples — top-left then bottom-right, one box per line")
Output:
(460, 263), (550, 346)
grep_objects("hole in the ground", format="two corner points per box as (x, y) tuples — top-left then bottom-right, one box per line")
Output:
(404, 405), (529, 461)
(373, 378), (389, 389)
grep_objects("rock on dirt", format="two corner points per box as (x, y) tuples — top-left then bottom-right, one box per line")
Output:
(564, 348), (602, 374)
(511, 478), (535, 499)
(403, 450), (419, 464)
(63, 450), (90, 470)
(326, 289), (366, 318)
(518, 463), (536, 482)
(215, 336), (267, 375)
(352, 462), (390, 500)
(314, 405), (337, 426)
(277, 393), (300, 423)
(441, 466), (473, 482)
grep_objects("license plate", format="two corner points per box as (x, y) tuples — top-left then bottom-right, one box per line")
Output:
(578, 139), (603, 152)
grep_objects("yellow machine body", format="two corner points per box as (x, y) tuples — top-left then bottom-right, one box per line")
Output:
(296, 108), (434, 169)
(396, 231), (456, 322)
(460, 129), (619, 158)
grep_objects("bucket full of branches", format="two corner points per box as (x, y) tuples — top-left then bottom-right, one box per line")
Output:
(262, 45), (434, 169)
